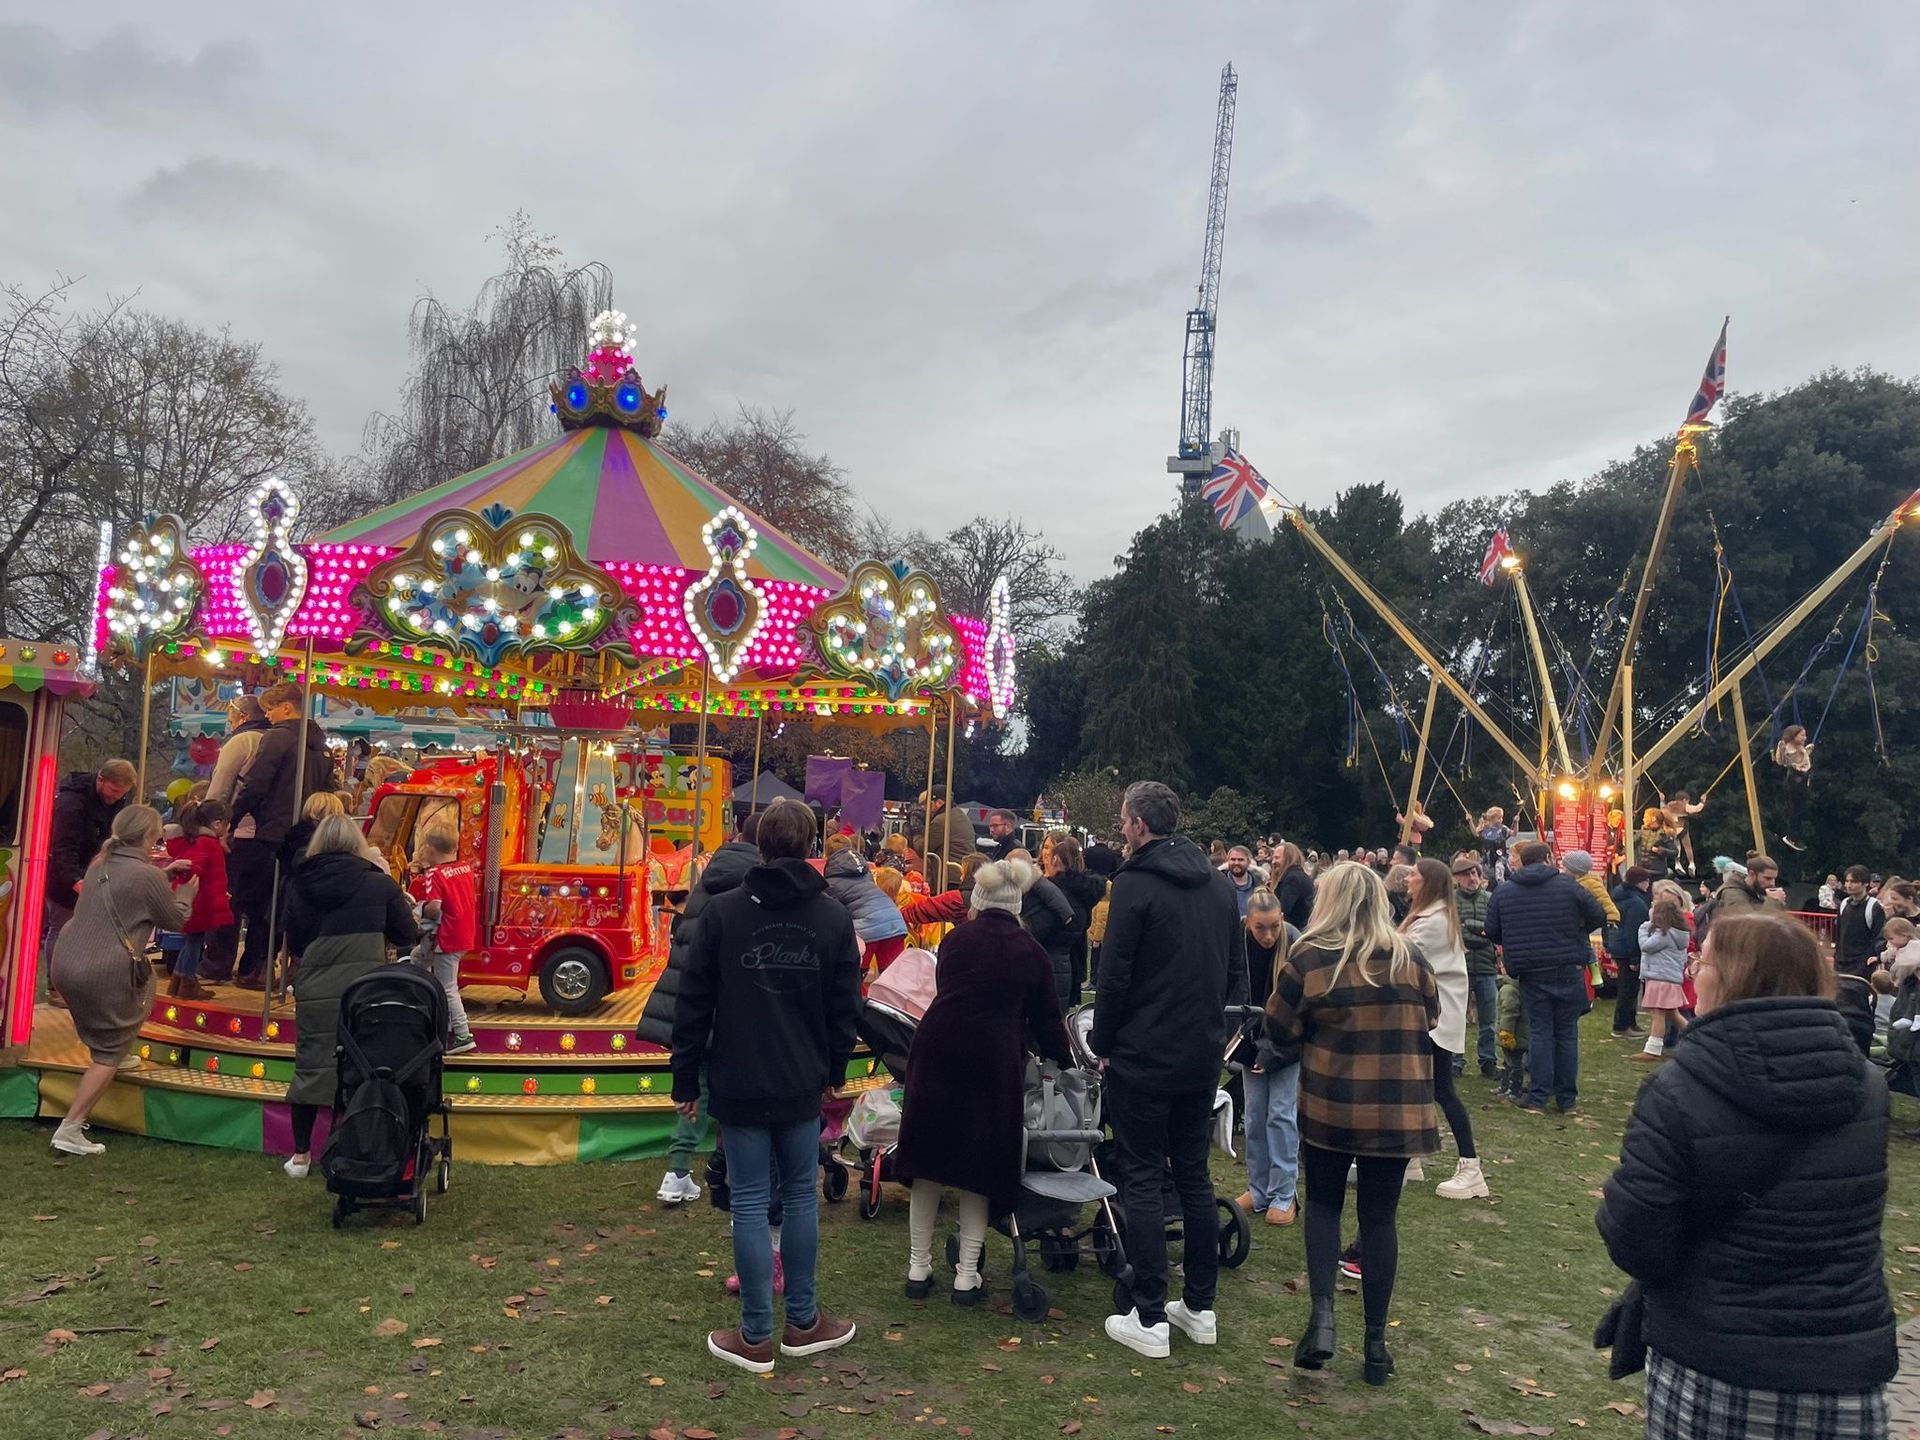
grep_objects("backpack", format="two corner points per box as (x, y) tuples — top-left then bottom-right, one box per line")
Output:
(320, 1033), (433, 1197)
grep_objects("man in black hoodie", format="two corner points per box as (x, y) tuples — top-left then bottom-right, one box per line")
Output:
(1485, 840), (1605, 1114)
(640, 813), (762, 1204)
(672, 798), (860, 1374)
(229, 681), (335, 988)
(1093, 781), (1249, 1360)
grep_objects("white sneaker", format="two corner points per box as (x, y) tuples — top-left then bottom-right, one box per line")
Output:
(1165, 1300), (1218, 1345)
(51, 1124), (104, 1156)
(1104, 1308), (1171, 1358)
(1435, 1156), (1488, 1200)
(283, 1157), (311, 1179)
(1405, 1157), (1426, 1183)
(656, 1171), (700, 1204)
(117, 1053), (145, 1072)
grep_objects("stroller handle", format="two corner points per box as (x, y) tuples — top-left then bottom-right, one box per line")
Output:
(1028, 1128), (1105, 1146)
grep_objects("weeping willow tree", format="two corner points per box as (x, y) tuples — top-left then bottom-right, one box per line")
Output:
(358, 212), (614, 506)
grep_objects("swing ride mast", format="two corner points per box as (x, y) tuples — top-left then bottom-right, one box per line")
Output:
(1632, 493), (1919, 782)
(1506, 557), (1577, 776)
(1284, 509), (1542, 785)
(1591, 428), (1704, 770)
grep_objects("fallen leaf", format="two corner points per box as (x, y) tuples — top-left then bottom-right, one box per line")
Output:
(647, 1375), (666, 1387)
(232, 1262), (253, 1272)
(1061, 1427), (1083, 1437)
(595, 1294), (614, 1305)
(1604, 1401), (1642, 1418)
(647, 1428), (676, 1440)
(410, 1337), (443, 1349)
(139, 1235), (159, 1247)
(373, 1318), (408, 1337)
(381, 1240), (401, 1250)
(77, 1383), (112, 1397)
(883, 1331), (903, 1342)
(80, 1430), (111, 1440)
(199, 1337), (220, 1351)
(44, 1329), (77, 1346)
(995, 1337), (1022, 1352)
(293, 1306), (312, 1315)
(146, 1365), (173, 1380)
(684, 1430), (719, 1440)
(354, 1412), (381, 1430)
(703, 1380), (730, 1399)
(1268, 1336), (1293, 1348)
(247, 1389), (276, 1410)
(1455, 1363), (1474, 1372)
(1, 1369), (27, 1383)
(1464, 1418), (1554, 1437)
(1181, 1381), (1202, 1394)
(400, 1284), (415, 1297)
(30, 1214), (57, 1222)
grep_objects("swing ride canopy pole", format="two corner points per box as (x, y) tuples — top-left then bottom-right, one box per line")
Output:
(1636, 499), (1916, 778)
(1594, 432), (1700, 767)
(1621, 662), (1636, 865)
(1730, 683), (1766, 857)
(1403, 674), (1442, 845)
(938, 693), (960, 886)
(690, 666), (712, 859)
(1511, 564), (1577, 777)
(1286, 511), (1541, 785)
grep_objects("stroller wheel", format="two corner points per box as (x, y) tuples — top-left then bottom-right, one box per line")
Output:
(1090, 1215), (1121, 1277)
(1039, 1233), (1079, 1273)
(1216, 1196), (1251, 1268)
(858, 1189), (882, 1221)
(823, 1159), (849, 1203)
(436, 1157), (451, 1195)
(1011, 1276), (1050, 1324)
(413, 1189), (427, 1224)
(331, 1196), (348, 1230)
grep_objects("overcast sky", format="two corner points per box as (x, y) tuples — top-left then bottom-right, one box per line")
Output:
(4, 3), (1917, 580)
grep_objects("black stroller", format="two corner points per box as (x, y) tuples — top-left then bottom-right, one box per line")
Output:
(323, 966), (453, 1229)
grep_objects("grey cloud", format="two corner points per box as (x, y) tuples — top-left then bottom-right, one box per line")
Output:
(1238, 195), (1370, 246)
(126, 157), (287, 220)
(0, 22), (255, 120)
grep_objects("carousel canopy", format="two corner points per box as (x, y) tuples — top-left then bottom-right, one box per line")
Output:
(319, 427), (841, 590)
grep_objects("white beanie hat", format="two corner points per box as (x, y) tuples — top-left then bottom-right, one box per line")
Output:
(971, 858), (1035, 916)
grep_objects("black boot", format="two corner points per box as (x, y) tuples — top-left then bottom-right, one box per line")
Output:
(1295, 1295), (1335, 1369)
(1363, 1322), (1395, 1385)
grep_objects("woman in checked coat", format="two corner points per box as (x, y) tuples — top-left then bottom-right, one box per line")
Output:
(1265, 861), (1438, 1388)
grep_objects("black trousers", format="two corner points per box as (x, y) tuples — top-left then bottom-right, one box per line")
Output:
(1612, 960), (1641, 1033)
(228, 839), (281, 983)
(1784, 768), (1810, 835)
(1431, 1042), (1475, 1160)
(1301, 1143), (1408, 1327)
(1107, 1076), (1218, 1325)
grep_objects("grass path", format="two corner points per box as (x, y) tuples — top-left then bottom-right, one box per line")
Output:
(4, 1013), (1917, 1439)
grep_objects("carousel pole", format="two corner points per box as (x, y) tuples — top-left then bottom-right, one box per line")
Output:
(690, 665), (712, 859)
(938, 692), (960, 886)
(135, 649), (156, 800)
(749, 710), (765, 814)
(1620, 662), (1637, 866)
(262, 637), (316, 1027)
(922, 701), (939, 854)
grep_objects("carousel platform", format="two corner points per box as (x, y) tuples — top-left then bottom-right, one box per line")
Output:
(9, 980), (886, 1166)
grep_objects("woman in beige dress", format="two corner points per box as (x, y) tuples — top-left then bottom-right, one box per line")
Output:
(49, 804), (194, 1156)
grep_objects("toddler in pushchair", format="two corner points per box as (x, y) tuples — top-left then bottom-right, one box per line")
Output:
(842, 946), (938, 1218)
(322, 965), (452, 1228)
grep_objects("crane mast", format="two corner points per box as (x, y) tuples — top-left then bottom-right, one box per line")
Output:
(1169, 63), (1238, 489)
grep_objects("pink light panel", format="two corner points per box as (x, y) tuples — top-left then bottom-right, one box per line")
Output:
(952, 613), (990, 708)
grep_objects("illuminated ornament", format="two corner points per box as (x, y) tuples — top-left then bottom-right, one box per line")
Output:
(639, 1075), (653, 1091)
(265, 1021), (280, 1040)
(167, 1049), (180, 1064)
(984, 574), (1017, 721)
(506, 1032), (523, 1051)
(811, 559), (959, 701)
(682, 506), (767, 685)
(560, 1033), (577, 1052)
(548, 310), (668, 435)
(234, 477), (309, 660)
(228, 1017), (243, 1035)
(139, 1044), (151, 1061)
(522, 1077), (539, 1095)
(101, 513), (203, 662)
(466, 1075), (482, 1093)
(609, 1034), (627, 1052)
(250, 1062), (266, 1079)
(165, 1006), (178, 1023)
(194, 1011), (208, 1029)
(206, 1056), (220, 1072)
(80, 521), (112, 677)
(580, 1077), (597, 1095)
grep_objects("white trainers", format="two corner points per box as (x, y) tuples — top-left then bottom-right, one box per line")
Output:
(656, 1170), (701, 1205)
(283, 1156), (311, 1179)
(1104, 1308), (1171, 1358)
(1404, 1157), (1425, 1184)
(1435, 1156), (1489, 1200)
(1165, 1300), (1218, 1345)
(51, 1123), (104, 1156)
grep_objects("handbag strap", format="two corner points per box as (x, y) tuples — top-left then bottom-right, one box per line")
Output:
(93, 855), (148, 962)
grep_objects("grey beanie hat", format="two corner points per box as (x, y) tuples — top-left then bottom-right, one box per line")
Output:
(1561, 849), (1594, 876)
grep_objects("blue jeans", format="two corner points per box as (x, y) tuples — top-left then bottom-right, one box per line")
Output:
(1243, 1063), (1300, 1211)
(1520, 969), (1586, 1111)
(724, 1115), (821, 1344)
(176, 933), (208, 981)
(1466, 972), (1500, 1074)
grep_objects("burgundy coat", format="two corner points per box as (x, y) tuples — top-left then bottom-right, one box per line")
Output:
(894, 909), (1073, 1214)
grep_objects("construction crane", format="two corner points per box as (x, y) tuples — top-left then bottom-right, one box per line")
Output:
(1168, 62), (1238, 490)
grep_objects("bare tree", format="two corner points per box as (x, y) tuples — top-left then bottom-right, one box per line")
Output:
(358, 212), (613, 505)
(919, 514), (1078, 642)
(663, 405), (858, 571)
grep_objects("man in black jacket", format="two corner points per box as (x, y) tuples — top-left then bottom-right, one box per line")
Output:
(42, 760), (135, 999)
(1608, 865), (1653, 1038)
(1093, 781), (1249, 1359)
(672, 799), (860, 1374)
(229, 681), (334, 988)
(640, 813), (762, 1204)
(1485, 841), (1605, 1114)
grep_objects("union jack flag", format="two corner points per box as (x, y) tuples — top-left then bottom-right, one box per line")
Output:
(1201, 448), (1270, 529)
(1684, 317), (1729, 427)
(1477, 527), (1513, 586)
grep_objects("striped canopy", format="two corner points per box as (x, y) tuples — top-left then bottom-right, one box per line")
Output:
(319, 428), (842, 589)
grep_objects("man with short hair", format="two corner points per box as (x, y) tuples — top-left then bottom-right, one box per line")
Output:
(1834, 863), (1886, 1056)
(983, 809), (1018, 855)
(1485, 840), (1604, 1114)
(1450, 853), (1500, 1078)
(1712, 855), (1787, 918)
(1608, 865), (1654, 1039)
(909, 791), (978, 879)
(1391, 843), (1419, 869)
(202, 695), (271, 982)
(43, 759), (135, 998)
(229, 681), (335, 988)
(673, 798), (861, 1373)
(1093, 781), (1249, 1359)
(1224, 846), (1258, 918)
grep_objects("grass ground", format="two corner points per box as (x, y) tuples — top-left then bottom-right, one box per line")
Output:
(3, 1013), (1917, 1440)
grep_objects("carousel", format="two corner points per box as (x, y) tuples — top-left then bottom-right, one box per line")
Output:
(7, 312), (1019, 1164)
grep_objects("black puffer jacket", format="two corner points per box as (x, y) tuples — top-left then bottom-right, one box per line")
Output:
(637, 840), (759, 1050)
(231, 717), (335, 845)
(1053, 870), (1108, 999)
(1021, 874), (1082, 1008)
(1274, 865), (1316, 932)
(1091, 836), (1249, 1093)
(47, 772), (127, 906)
(1484, 862), (1604, 974)
(1596, 996), (1896, 1393)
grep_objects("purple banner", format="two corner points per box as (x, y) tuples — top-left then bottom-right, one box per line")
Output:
(804, 755), (852, 806)
(838, 769), (885, 831)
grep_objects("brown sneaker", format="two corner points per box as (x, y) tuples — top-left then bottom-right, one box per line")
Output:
(1231, 1190), (1256, 1212)
(1265, 1201), (1297, 1226)
(780, 1307), (856, 1358)
(706, 1328), (773, 1373)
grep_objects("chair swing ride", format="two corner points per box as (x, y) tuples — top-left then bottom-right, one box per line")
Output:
(1273, 322), (1916, 874)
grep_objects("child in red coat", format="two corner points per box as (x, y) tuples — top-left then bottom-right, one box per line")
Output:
(165, 799), (234, 1001)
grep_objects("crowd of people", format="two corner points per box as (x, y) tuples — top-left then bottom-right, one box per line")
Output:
(32, 738), (1910, 1433)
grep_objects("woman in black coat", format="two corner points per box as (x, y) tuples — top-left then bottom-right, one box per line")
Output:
(1043, 834), (1107, 1008)
(1010, 847), (1081, 1009)
(1271, 841), (1316, 932)
(1596, 913), (1896, 1438)
(894, 858), (1072, 1306)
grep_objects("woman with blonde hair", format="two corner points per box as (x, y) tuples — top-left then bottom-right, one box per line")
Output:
(1266, 861), (1438, 1386)
(1400, 858), (1483, 1199)
(48, 805), (195, 1154)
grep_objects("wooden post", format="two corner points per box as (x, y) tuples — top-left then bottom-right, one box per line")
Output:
(1730, 682), (1766, 857)
(1402, 674), (1442, 844)
(135, 650), (156, 800)
(748, 710), (765, 814)
(938, 693), (960, 886)
(1620, 662), (1636, 865)
(690, 665), (712, 858)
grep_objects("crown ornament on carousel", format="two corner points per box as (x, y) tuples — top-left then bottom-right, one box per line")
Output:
(549, 309), (668, 436)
